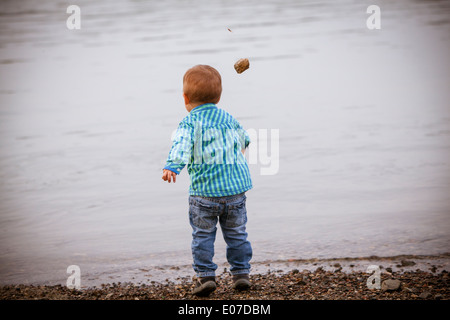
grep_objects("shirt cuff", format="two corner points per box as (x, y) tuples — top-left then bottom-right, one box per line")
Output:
(163, 165), (183, 175)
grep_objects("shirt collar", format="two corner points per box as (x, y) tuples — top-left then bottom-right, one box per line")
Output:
(190, 103), (217, 114)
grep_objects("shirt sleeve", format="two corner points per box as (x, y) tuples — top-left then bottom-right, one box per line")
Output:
(163, 121), (194, 174)
(234, 119), (251, 149)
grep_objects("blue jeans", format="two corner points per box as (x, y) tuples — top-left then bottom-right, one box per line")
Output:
(189, 192), (252, 277)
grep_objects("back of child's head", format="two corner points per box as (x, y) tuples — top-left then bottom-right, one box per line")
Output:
(183, 65), (222, 104)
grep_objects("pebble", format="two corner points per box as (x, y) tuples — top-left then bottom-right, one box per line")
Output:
(401, 260), (416, 267)
(419, 292), (431, 299)
(381, 279), (402, 292)
(234, 58), (250, 74)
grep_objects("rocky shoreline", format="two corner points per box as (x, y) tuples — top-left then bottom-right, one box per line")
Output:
(1, 266), (448, 300)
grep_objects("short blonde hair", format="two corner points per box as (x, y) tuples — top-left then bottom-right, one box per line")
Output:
(183, 65), (222, 104)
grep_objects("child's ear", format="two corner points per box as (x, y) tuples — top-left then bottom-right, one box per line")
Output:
(183, 93), (190, 106)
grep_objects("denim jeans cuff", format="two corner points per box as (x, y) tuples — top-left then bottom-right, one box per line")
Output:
(197, 271), (216, 278)
(230, 269), (250, 276)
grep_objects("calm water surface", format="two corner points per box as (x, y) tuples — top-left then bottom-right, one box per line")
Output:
(1, 0), (449, 285)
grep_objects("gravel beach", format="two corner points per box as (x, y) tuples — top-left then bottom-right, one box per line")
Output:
(1, 255), (449, 300)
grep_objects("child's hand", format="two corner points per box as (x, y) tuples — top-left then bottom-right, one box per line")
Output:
(162, 169), (177, 183)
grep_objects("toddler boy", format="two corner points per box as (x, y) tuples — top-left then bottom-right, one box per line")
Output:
(162, 65), (253, 297)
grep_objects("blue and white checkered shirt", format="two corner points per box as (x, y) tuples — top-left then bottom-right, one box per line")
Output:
(163, 103), (252, 197)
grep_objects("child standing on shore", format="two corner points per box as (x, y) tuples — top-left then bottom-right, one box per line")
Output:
(162, 65), (253, 297)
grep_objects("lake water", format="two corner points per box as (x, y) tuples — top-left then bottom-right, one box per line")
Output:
(1, 0), (449, 286)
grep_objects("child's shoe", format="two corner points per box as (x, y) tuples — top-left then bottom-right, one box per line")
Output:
(192, 276), (216, 297)
(232, 274), (251, 291)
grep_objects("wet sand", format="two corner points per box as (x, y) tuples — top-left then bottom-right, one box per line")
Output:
(1, 254), (448, 300)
